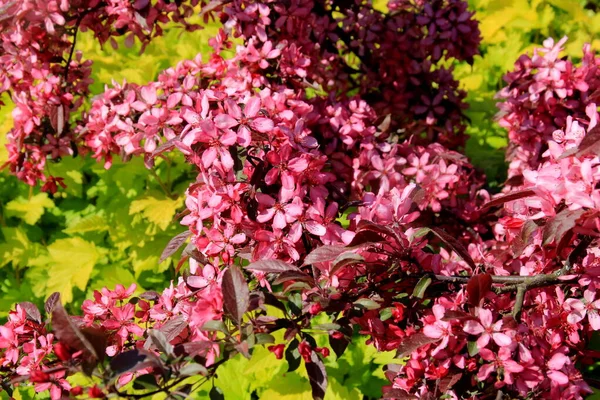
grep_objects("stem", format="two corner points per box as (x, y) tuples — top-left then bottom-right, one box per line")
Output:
(63, 18), (82, 84)
(511, 285), (526, 322)
(150, 169), (173, 198)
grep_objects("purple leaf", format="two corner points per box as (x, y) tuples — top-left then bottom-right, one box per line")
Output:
(285, 339), (301, 372)
(175, 341), (214, 357)
(159, 231), (190, 263)
(110, 349), (162, 376)
(382, 389), (418, 399)
(480, 189), (537, 211)
(466, 273), (492, 306)
(302, 246), (347, 266)
(246, 259), (300, 273)
(222, 266), (249, 325)
(159, 315), (187, 341)
(330, 252), (364, 276)
(306, 351), (328, 400)
(272, 271), (315, 285)
(139, 291), (160, 301)
(347, 230), (387, 247)
(51, 297), (105, 373)
(19, 302), (41, 324)
(44, 292), (60, 315)
(429, 227), (477, 270)
(542, 209), (586, 246)
(146, 329), (173, 356)
(396, 333), (440, 358)
(512, 220), (539, 257)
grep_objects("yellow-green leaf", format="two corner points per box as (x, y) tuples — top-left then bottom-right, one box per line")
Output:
(64, 214), (108, 235)
(5, 193), (55, 225)
(45, 238), (101, 303)
(130, 195), (183, 231)
(0, 227), (40, 268)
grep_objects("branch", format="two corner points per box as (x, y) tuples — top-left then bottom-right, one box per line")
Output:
(511, 285), (526, 322)
(63, 17), (82, 84)
(430, 267), (576, 290)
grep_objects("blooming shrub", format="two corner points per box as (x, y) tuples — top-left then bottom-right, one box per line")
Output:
(1, 0), (600, 399)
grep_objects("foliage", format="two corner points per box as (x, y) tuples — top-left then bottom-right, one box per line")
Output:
(2, 0), (600, 400)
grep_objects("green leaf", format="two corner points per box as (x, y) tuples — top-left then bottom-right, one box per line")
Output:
(0, 227), (42, 268)
(5, 193), (54, 224)
(64, 214), (108, 235)
(412, 276), (432, 299)
(45, 238), (101, 303)
(353, 298), (380, 310)
(467, 341), (479, 357)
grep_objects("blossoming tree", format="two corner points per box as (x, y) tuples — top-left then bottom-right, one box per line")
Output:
(1, 0), (600, 399)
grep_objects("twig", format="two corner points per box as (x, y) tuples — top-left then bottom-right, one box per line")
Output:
(511, 285), (526, 322)
(149, 169), (173, 198)
(63, 18), (82, 83)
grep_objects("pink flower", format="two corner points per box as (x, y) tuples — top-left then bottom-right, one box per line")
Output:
(565, 290), (600, 329)
(256, 191), (303, 230)
(478, 347), (524, 384)
(463, 308), (512, 349)
(422, 305), (453, 355)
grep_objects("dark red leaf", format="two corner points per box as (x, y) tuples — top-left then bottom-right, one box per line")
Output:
(81, 327), (107, 363)
(429, 227), (477, 270)
(512, 220), (539, 257)
(466, 273), (492, 306)
(356, 220), (397, 237)
(146, 330), (173, 356)
(306, 351), (327, 400)
(19, 302), (41, 324)
(209, 386), (225, 400)
(382, 388), (418, 399)
(558, 125), (600, 159)
(158, 315), (187, 341)
(182, 243), (209, 264)
(329, 252), (364, 276)
(439, 373), (462, 393)
(542, 209), (585, 246)
(328, 335), (349, 359)
(51, 297), (103, 374)
(272, 271), (315, 285)
(175, 341), (214, 357)
(480, 189), (537, 211)
(222, 266), (249, 325)
(441, 310), (475, 322)
(159, 231), (190, 263)
(246, 259), (300, 273)
(347, 230), (386, 247)
(568, 236), (594, 268)
(396, 333), (440, 358)
(44, 292), (60, 315)
(199, 0), (225, 17)
(235, 341), (251, 359)
(302, 246), (347, 266)
(110, 349), (162, 376)
(139, 291), (160, 301)
(285, 338), (301, 372)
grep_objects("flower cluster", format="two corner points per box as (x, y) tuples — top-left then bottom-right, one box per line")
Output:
(496, 36), (600, 181)
(224, 0), (480, 149)
(0, 0), (201, 188)
(0, 274), (223, 399)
